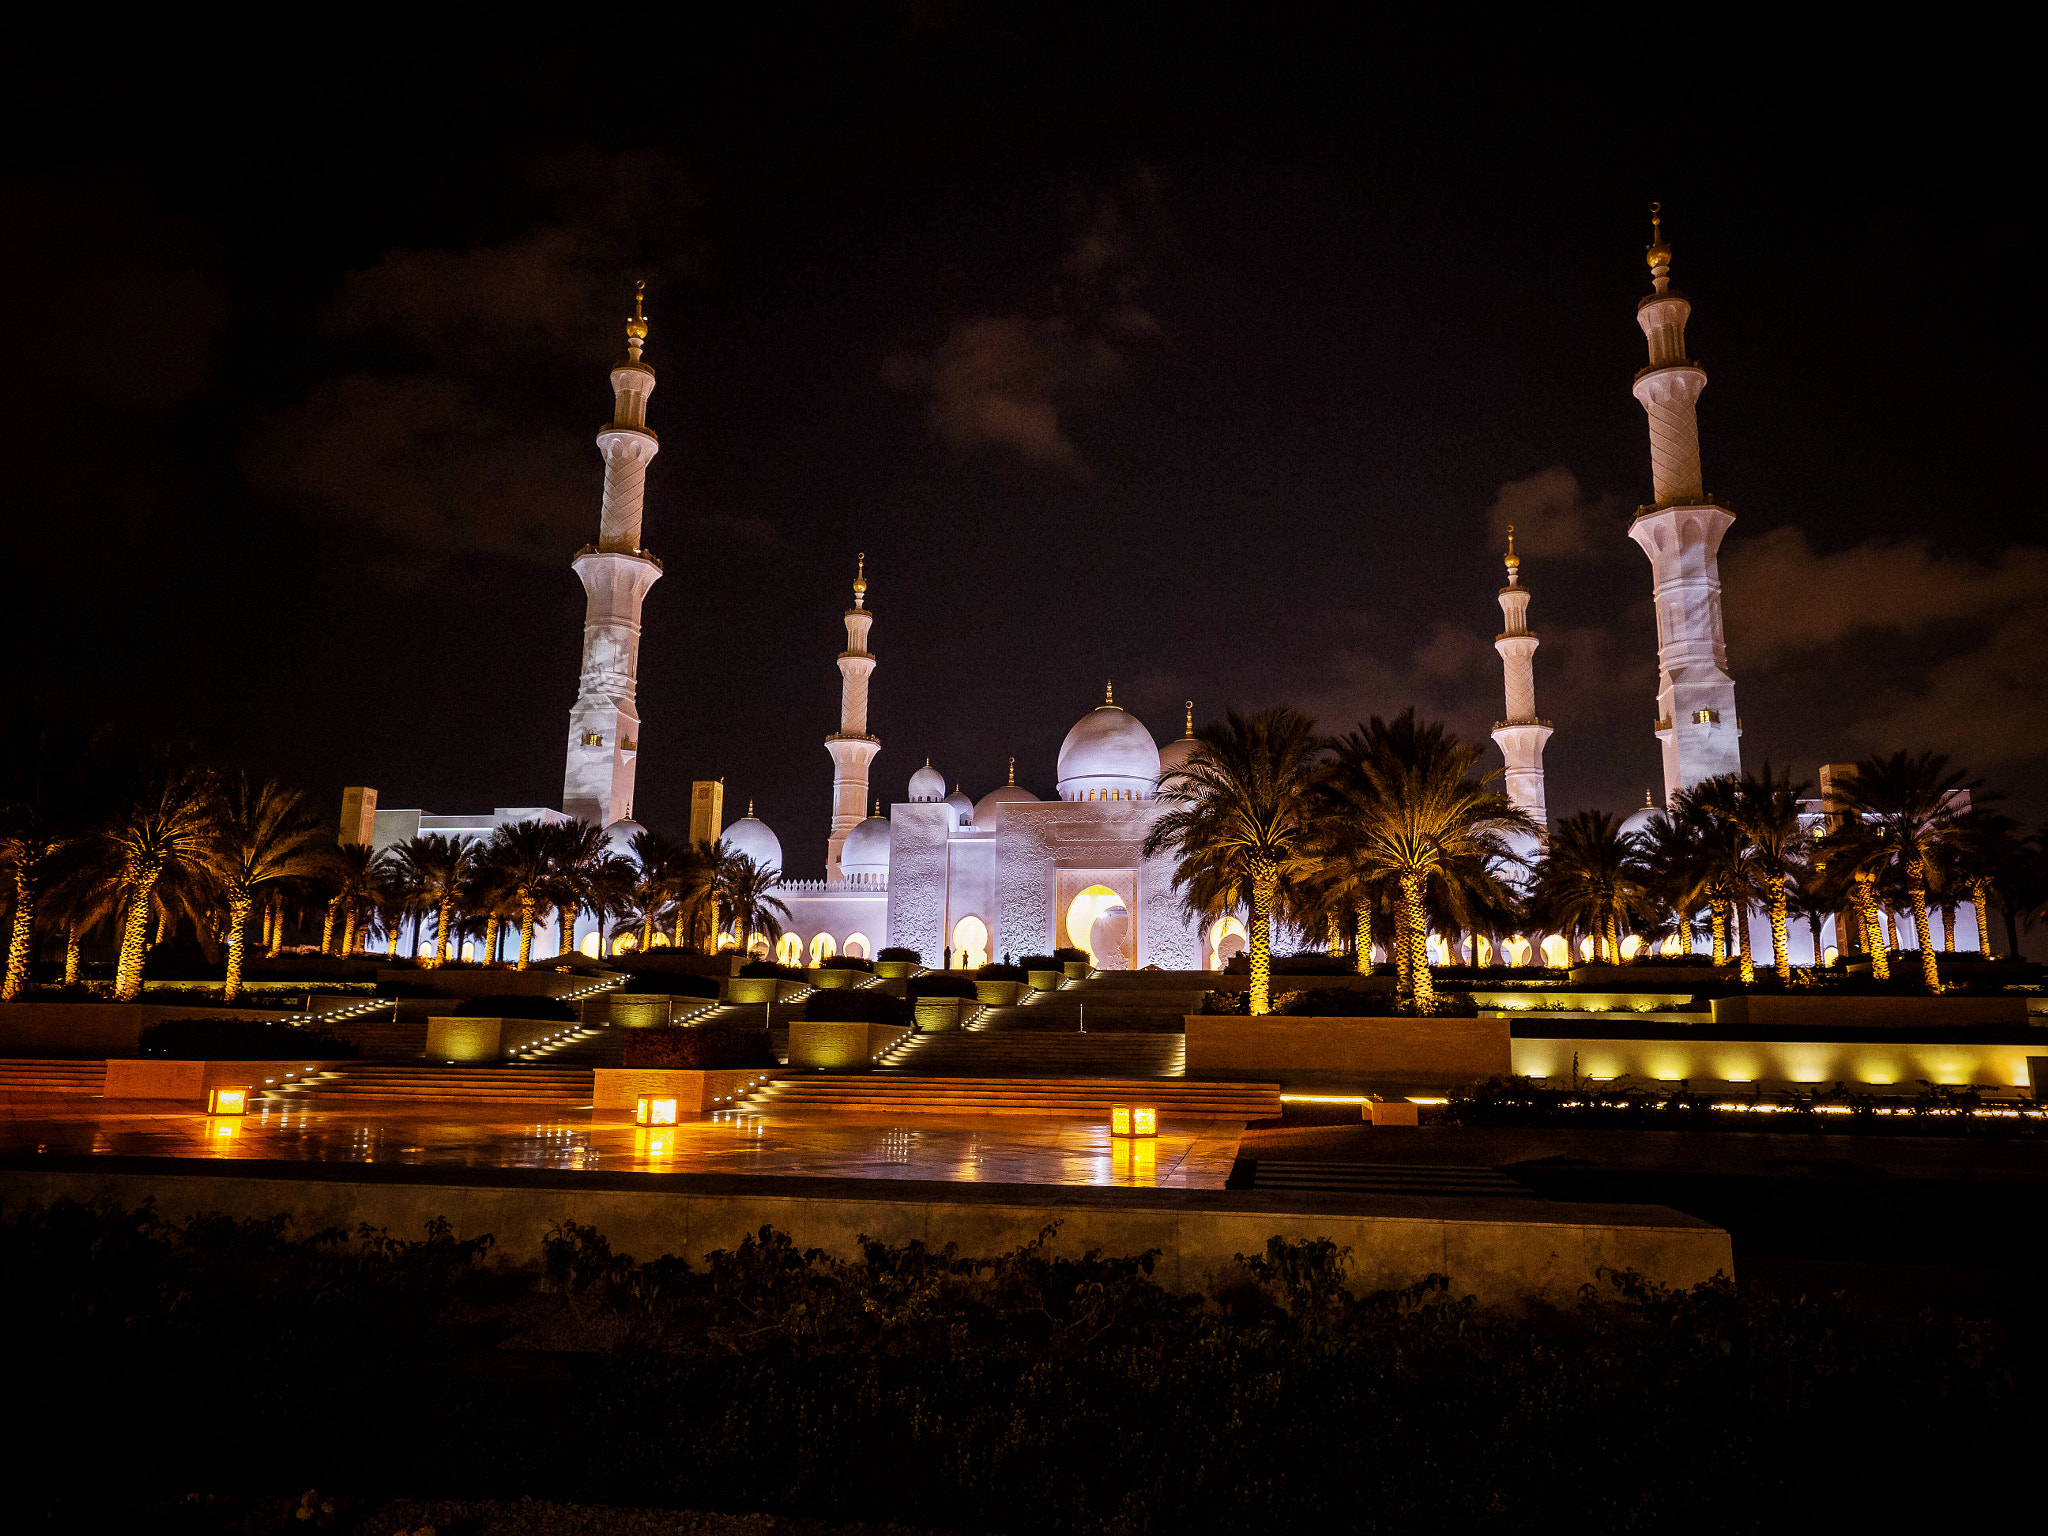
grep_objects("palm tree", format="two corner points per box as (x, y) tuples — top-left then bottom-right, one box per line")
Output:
(546, 820), (610, 958)
(1145, 705), (1321, 1016)
(1945, 811), (2025, 958)
(330, 842), (389, 956)
(99, 756), (221, 1001)
(1723, 765), (1812, 981)
(390, 834), (476, 967)
(584, 853), (639, 959)
(1832, 752), (1981, 991)
(1530, 810), (1651, 965)
(211, 776), (332, 1000)
(623, 829), (684, 951)
(483, 820), (557, 968)
(1636, 808), (1712, 957)
(717, 852), (790, 954)
(0, 711), (103, 1000)
(1674, 778), (1762, 979)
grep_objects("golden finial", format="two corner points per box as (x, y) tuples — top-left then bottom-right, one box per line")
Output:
(1183, 701), (1195, 737)
(852, 551), (867, 607)
(872, 800), (880, 817)
(1103, 680), (1115, 707)
(1007, 756), (1016, 786)
(1645, 789), (1654, 808)
(625, 280), (649, 362)
(1504, 524), (1521, 583)
(747, 799), (755, 817)
(1645, 202), (1671, 272)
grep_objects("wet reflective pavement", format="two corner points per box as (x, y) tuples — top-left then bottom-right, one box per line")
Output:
(0, 1093), (1241, 1189)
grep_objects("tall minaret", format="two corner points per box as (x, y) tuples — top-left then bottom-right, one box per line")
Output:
(1490, 527), (1551, 831)
(824, 554), (879, 879)
(1626, 205), (1741, 804)
(563, 283), (664, 828)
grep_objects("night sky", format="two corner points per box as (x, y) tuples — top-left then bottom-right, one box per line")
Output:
(4, 14), (2037, 873)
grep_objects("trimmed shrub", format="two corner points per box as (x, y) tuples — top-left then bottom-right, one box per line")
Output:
(136, 1018), (358, 1060)
(620, 1025), (774, 1071)
(1052, 947), (1089, 963)
(1017, 954), (1060, 971)
(1271, 988), (1477, 1018)
(819, 955), (874, 973)
(876, 946), (921, 963)
(738, 961), (806, 981)
(801, 989), (912, 1026)
(976, 963), (1027, 981)
(908, 973), (977, 1001)
(453, 994), (576, 1021)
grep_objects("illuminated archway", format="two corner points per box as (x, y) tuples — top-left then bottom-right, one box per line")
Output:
(1578, 936), (1597, 962)
(1474, 934), (1493, 967)
(649, 931), (670, 948)
(579, 931), (601, 958)
(612, 930), (639, 956)
(1660, 934), (1685, 957)
(1502, 935), (1532, 967)
(1426, 933), (1450, 967)
(461, 941), (477, 963)
(775, 933), (802, 966)
(843, 933), (870, 959)
(1207, 914), (1248, 971)
(1063, 886), (1125, 968)
(1620, 934), (1643, 960)
(808, 932), (837, 965)
(952, 915), (989, 969)
(1540, 934), (1570, 968)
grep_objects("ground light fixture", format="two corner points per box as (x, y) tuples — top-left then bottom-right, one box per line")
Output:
(206, 1086), (251, 1115)
(1110, 1105), (1157, 1138)
(636, 1096), (679, 1126)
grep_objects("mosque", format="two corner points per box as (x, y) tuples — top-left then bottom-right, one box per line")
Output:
(344, 216), (1975, 969)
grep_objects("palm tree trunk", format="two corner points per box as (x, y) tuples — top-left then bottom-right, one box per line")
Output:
(267, 896), (284, 956)
(433, 895), (454, 966)
(113, 875), (160, 1002)
(385, 918), (400, 959)
(1858, 879), (1890, 980)
(1940, 904), (1956, 953)
(1401, 872), (1434, 1012)
(1907, 861), (1940, 990)
(1392, 911), (1412, 997)
(1735, 902), (1754, 983)
(641, 911), (655, 953)
(1806, 912), (1823, 966)
(1971, 881), (1994, 958)
(342, 906), (359, 957)
(64, 926), (81, 986)
(1708, 899), (1727, 966)
(4, 866), (35, 1001)
(1353, 906), (1372, 974)
(223, 889), (253, 1002)
(1604, 917), (1620, 965)
(483, 913), (501, 967)
(559, 902), (579, 958)
(1767, 877), (1791, 981)
(517, 895), (536, 970)
(1326, 916), (1343, 958)
(321, 898), (339, 956)
(1248, 867), (1277, 1016)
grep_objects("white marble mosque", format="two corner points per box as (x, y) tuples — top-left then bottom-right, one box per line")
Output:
(346, 215), (1977, 968)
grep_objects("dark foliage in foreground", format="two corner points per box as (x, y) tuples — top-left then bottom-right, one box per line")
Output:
(800, 988), (911, 1026)
(618, 1025), (775, 1071)
(452, 993), (577, 1021)
(2, 1199), (2031, 1533)
(136, 1016), (358, 1059)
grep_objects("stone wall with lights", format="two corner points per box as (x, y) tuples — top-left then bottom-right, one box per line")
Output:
(1511, 1034), (2042, 1092)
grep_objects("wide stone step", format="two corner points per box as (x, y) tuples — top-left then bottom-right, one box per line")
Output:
(750, 1074), (1278, 1120)
(0, 1059), (106, 1091)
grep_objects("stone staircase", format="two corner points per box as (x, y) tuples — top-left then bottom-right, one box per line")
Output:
(0, 1059), (106, 1093)
(286, 1065), (594, 1106)
(880, 1030), (1186, 1077)
(740, 1073), (1279, 1120)
(976, 971), (1210, 1033)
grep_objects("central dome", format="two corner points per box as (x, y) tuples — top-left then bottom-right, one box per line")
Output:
(1056, 688), (1161, 801)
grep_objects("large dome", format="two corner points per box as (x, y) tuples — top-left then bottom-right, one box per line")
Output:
(908, 761), (946, 801)
(839, 813), (891, 883)
(719, 807), (783, 874)
(1057, 689), (1161, 801)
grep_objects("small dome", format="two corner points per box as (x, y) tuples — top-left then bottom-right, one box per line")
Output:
(839, 813), (891, 883)
(1155, 702), (1200, 783)
(719, 807), (783, 874)
(1619, 804), (1665, 840)
(603, 818), (645, 858)
(974, 782), (1040, 822)
(1056, 686), (1161, 801)
(944, 786), (974, 826)
(908, 760), (946, 801)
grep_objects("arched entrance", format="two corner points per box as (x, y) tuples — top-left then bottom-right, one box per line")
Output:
(1063, 886), (1128, 969)
(808, 932), (837, 965)
(1207, 914), (1247, 971)
(952, 915), (989, 969)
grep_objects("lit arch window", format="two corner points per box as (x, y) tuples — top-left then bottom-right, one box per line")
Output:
(1540, 934), (1570, 968)
(774, 933), (802, 966)
(843, 933), (870, 959)
(808, 932), (837, 965)
(1207, 914), (1247, 971)
(952, 915), (989, 969)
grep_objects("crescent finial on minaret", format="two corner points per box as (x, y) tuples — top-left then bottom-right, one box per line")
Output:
(1645, 202), (1672, 294)
(1183, 701), (1195, 737)
(853, 551), (867, 608)
(625, 280), (649, 363)
(1504, 524), (1521, 584)
(1007, 756), (1016, 786)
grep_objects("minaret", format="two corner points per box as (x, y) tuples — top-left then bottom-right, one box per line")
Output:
(563, 283), (664, 828)
(1490, 527), (1552, 831)
(824, 554), (879, 879)
(1627, 205), (1741, 804)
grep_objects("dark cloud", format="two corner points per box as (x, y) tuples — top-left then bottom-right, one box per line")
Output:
(1483, 466), (1624, 561)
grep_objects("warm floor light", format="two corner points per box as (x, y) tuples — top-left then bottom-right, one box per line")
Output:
(1110, 1105), (1157, 1138)
(206, 1086), (250, 1115)
(636, 1096), (679, 1126)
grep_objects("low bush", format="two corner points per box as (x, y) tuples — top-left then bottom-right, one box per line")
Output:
(800, 989), (911, 1026)
(136, 1018), (358, 1060)
(620, 1026), (774, 1071)
(453, 994), (576, 1021)
(876, 946), (921, 963)
(609, 972), (721, 999)
(737, 960), (806, 980)
(1272, 988), (1478, 1018)
(3, 1200), (2032, 1531)
(817, 955), (874, 972)
(975, 963), (1027, 981)
(1051, 947), (1089, 963)
(1017, 954), (1060, 971)
(1445, 1073), (2048, 1137)
(907, 973), (977, 1001)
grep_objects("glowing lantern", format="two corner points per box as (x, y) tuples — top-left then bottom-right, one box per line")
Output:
(635, 1096), (679, 1126)
(206, 1086), (250, 1115)
(1110, 1105), (1157, 1139)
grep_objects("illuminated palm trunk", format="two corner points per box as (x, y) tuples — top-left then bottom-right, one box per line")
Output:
(341, 906), (360, 957)
(3, 866), (34, 1001)
(222, 889), (253, 1002)
(1906, 860), (1939, 990)
(320, 898), (339, 956)
(559, 902), (579, 958)
(1734, 903), (1754, 983)
(433, 895), (455, 966)
(1248, 864), (1277, 1016)
(1856, 878), (1890, 980)
(517, 894), (537, 970)
(1325, 917), (1344, 958)
(1708, 898), (1727, 966)
(1765, 876), (1790, 980)
(1971, 881), (1994, 958)
(1603, 917), (1620, 965)
(63, 927), (80, 986)
(112, 863), (162, 1002)
(1401, 871), (1434, 1012)
(1940, 904), (1956, 953)
(1353, 906), (1372, 974)
(482, 913), (501, 966)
